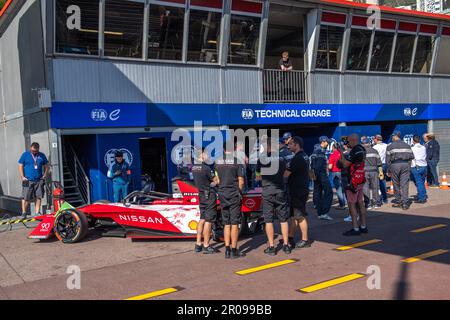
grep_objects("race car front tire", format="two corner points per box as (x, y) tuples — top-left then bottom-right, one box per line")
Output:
(54, 209), (89, 243)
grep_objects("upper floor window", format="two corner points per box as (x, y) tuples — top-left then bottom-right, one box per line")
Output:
(369, 19), (396, 72)
(316, 25), (345, 70)
(392, 22), (417, 73)
(228, 0), (263, 65)
(187, 0), (223, 63)
(347, 28), (372, 71)
(55, 0), (100, 55)
(370, 30), (395, 72)
(435, 27), (450, 75)
(412, 25), (437, 74)
(104, 0), (145, 58)
(315, 12), (346, 70)
(148, 0), (186, 61)
(347, 16), (372, 71)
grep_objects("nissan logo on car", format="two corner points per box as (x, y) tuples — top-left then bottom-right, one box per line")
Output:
(245, 198), (256, 209)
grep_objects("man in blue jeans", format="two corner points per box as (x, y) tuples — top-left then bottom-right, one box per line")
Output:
(310, 136), (333, 220)
(328, 143), (347, 209)
(411, 135), (428, 203)
(109, 151), (131, 202)
(424, 133), (440, 188)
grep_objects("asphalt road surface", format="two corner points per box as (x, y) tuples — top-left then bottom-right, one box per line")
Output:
(0, 187), (449, 300)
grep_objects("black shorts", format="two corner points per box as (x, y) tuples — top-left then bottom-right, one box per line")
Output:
(289, 192), (309, 219)
(219, 193), (242, 226)
(262, 192), (288, 223)
(199, 192), (217, 223)
(22, 180), (45, 201)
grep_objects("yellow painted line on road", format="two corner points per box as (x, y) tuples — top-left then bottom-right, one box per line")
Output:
(125, 287), (182, 300)
(401, 249), (449, 263)
(298, 273), (366, 293)
(410, 224), (447, 233)
(335, 239), (383, 251)
(235, 259), (299, 276)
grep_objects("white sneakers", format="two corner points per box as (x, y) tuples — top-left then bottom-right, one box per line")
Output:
(318, 214), (334, 221)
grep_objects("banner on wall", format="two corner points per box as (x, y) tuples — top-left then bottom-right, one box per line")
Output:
(51, 102), (450, 129)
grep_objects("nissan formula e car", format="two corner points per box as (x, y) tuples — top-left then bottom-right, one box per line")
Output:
(28, 178), (263, 243)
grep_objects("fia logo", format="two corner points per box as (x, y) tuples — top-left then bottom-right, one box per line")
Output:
(91, 109), (108, 121)
(91, 109), (121, 121)
(174, 145), (198, 163)
(242, 109), (254, 120)
(104, 148), (133, 168)
(403, 134), (414, 146)
(403, 108), (418, 117)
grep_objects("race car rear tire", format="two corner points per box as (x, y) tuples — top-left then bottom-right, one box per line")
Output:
(54, 209), (89, 243)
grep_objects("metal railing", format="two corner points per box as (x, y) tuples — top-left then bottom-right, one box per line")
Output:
(263, 69), (307, 103)
(64, 143), (91, 204)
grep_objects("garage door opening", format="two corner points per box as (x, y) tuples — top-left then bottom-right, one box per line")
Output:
(139, 137), (168, 193)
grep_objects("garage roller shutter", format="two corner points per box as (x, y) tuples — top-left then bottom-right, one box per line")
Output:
(433, 120), (450, 177)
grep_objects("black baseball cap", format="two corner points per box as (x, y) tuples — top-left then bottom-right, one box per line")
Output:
(115, 151), (123, 157)
(282, 132), (293, 141)
(291, 136), (304, 148)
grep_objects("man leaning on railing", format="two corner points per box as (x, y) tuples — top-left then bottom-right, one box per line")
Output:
(279, 51), (293, 71)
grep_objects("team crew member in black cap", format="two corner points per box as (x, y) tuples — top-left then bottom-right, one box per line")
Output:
(386, 131), (414, 210)
(285, 136), (312, 249)
(310, 136), (333, 220)
(191, 149), (219, 254)
(280, 132), (294, 165)
(215, 143), (246, 259)
(258, 140), (291, 255)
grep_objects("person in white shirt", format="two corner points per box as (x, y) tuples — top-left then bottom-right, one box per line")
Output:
(373, 134), (388, 204)
(410, 135), (428, 203)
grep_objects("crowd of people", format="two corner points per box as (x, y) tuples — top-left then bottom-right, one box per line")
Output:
(191, 131), (441, 258)
(16, 131), (441, 258)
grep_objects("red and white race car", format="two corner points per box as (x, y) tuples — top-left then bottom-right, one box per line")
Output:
(28, 178), (263, 243)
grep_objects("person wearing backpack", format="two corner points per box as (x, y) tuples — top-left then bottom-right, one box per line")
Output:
(337, 134), (367, 236)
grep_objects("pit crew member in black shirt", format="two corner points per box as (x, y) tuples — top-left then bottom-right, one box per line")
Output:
(215, 143), (246, 259)
(191, 149), (219, 254)
(258, 139), (291, 255)
(284, 136), (312, 249)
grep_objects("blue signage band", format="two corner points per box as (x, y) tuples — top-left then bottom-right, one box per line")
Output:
(50, 102), (450, 129)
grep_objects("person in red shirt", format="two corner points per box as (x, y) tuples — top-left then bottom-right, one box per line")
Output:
(328, 143), (347, 210)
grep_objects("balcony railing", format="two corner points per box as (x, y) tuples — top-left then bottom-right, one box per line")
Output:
(263, 69), (307, 103)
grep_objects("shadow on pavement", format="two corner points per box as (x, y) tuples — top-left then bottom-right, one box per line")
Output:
(303, 203), (450, 266)
(394, 262), (409, 300)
